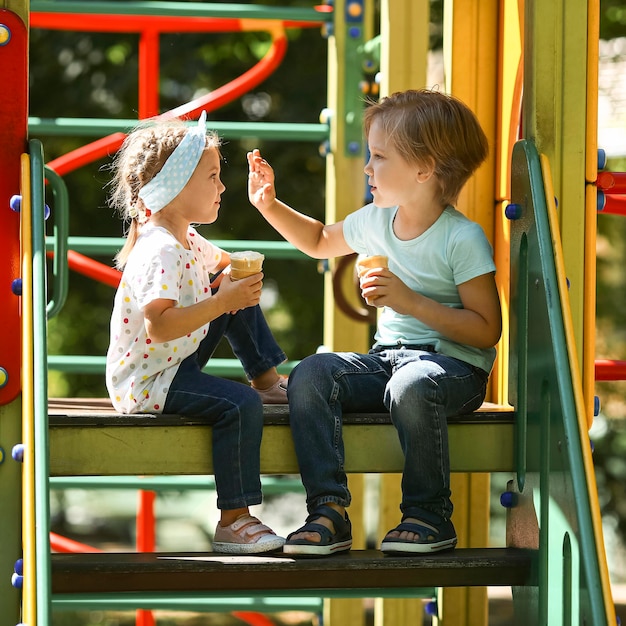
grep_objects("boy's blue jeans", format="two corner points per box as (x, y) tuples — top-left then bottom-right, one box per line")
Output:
(163, 304), (286, 511)
(288, 346), (488, 523)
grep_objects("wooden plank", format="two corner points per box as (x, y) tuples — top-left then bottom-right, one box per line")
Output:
(50, 548), (536, 595)
(48, 401), (515, 476)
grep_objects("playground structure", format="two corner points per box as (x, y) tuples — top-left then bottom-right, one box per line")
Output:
(0, 0), (624, 625)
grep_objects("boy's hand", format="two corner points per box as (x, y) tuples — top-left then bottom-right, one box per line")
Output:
(247, 148), (277, 211)
(360, 269), (415, 313)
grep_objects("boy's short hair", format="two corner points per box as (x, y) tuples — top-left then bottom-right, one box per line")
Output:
(363, 89), (489, 205)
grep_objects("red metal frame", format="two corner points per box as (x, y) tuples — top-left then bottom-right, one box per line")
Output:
(0, 9), (28, 405)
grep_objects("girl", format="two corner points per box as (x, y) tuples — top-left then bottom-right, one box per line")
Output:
(106, 112), (287, 554)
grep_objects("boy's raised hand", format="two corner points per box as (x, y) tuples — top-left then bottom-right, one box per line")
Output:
(247, 149), (277, 211)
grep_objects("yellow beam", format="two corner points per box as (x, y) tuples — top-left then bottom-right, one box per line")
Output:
(522, 0), (589, 380)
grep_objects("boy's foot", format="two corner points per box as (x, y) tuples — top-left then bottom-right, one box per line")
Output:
(213, 514), (285, 554)
(253, 377), (288, 404)
(380, 517), (457, 554)
(283, 505), (352, 556)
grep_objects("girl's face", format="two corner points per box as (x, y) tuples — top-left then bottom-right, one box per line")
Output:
(175, 147), (226, 224)
(364, 119), (421, 209)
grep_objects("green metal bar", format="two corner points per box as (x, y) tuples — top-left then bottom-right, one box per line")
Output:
(52, 595), (325, 612)
(30, 118), (328, 141)
(30, 139), (53, 625)
(46, 236), (307, 260)
(31, 1), (330, 21)
(50, 475), (304, 494)
(51, 588), (436, 608)
(47, 355), (298, 377)
(44, 166), (69, 319)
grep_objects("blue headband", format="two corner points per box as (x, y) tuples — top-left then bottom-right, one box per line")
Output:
(138, 111), (208, 214)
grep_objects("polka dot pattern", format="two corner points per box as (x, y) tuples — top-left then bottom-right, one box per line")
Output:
(106, 224), (223, 414)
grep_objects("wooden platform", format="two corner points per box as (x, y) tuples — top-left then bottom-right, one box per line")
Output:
(48, 399), (516, 476)
(50, 548), (536, 594)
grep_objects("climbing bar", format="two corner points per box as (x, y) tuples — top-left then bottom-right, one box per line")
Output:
(31, 1), (330, 24)
(46, 236), (307, 259)
(29, 118), (328, 142)
(595, 359), (626, 382)
(597, 191), (626, 216)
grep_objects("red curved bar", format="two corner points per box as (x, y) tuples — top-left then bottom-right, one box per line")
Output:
(62, 250), (121, 288)
(46, 31), (288, 175)
(231, 612), (277, 626)
(595, 359), (626, 382)
(0, 9), (28, 405)
(50, 532), (104, 554)
(46, 133), (127, 178)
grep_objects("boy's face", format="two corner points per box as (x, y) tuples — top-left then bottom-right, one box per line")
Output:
(364, 119), (421, 209)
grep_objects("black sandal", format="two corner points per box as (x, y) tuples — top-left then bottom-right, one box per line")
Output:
(380, 517), (457, 554)
(283, 505), (352, 556)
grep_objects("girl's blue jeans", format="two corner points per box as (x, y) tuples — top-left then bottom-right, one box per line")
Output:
(163, 304), (286, 511)
(287, 346), (489, 523)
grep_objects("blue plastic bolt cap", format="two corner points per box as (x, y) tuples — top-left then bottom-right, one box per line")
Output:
(318, 140), (331, 158)
(594, 395), (601, 416)
(500, 491), (518, 508)
(11, 444), (24, 463)
(44, 204), (51, 220)
(348, 141), (361, 154)
(505, 203), (522, 220)
(425, 601), (438, 616)
(598, 148), (607, 171)
(597, 189), (606, 212)
(11, 278), (22, 296)
(14, 559), (23, 575)
(9, 195), (21, 212)
(11, 573), (23, 589)
(590, 438), (595, 454)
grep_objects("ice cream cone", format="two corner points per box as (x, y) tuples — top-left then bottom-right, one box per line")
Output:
(230, 251), (264, 280)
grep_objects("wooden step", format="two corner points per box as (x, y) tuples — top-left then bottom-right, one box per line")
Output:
(48, 399), (515, 476)
(50, 548), (535, 595)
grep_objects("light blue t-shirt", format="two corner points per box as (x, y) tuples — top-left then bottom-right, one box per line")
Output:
(343, 203), (497, 373)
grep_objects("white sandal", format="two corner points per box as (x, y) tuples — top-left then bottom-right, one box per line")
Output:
(213, 514), (285, 554)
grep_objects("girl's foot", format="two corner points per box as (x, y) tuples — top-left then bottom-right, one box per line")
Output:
(213, 513), (285, 554)
(252, 376), (288, 404)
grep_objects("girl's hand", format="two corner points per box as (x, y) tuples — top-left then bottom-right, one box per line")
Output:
(215, 270), (263, 313)
(247, 149), (277, 211)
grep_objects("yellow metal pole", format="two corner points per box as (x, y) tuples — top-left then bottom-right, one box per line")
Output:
(324, 1), (372, 623)
(583, 0), (599, 425)
(442, 2), (499, 625)
(20, 152), (37, 625)
(376, 2), (431, 625)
